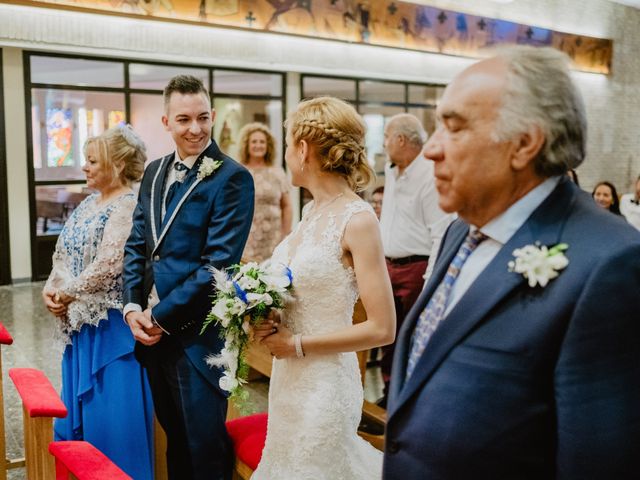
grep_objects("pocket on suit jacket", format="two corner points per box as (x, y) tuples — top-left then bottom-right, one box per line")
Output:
(449, 343), (534, 377)
(179, 205), (208, 231)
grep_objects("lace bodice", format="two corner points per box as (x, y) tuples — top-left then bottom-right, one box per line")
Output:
(253, 198), (382, 480)
(271, 199), (374, 336)
(45, 193), (136, 344)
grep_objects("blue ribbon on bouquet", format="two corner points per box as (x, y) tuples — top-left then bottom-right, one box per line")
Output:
(233, 282), (249, 304)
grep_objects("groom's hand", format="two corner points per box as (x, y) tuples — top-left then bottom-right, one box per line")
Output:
(126, 310), (162, 346)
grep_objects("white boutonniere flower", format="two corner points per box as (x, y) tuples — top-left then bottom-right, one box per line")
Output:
(508, 243), (569, 288)
(197, 156), (223, 180)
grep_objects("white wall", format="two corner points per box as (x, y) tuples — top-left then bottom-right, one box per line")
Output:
(2, 47), (30, 280)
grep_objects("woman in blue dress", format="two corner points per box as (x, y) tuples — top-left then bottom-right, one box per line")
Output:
(42, 125), (154, 479)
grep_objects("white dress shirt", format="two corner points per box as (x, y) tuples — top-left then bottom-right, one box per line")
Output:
(443, 176), (561, 316)
(620, 193), (640, 231)
(380, 156), (454, 259)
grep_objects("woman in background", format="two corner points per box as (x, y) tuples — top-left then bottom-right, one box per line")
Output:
(592, 180), (622, 215)
(42, 125), (153, 480)
(370, 186), (384, 219)
(238, 122), (292, 263)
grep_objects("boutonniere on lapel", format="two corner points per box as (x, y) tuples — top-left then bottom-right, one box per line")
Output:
(508, 242), (569, 287)
(197, 156), (223, 180)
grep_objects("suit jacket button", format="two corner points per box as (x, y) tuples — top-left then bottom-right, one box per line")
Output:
(153, 255), (160, 261)
(388, 440), (399, 454)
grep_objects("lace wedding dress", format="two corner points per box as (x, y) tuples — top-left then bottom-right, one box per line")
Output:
(252, 199), (383, 480)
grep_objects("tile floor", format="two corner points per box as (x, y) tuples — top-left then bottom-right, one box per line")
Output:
(0, 282), (384, 479)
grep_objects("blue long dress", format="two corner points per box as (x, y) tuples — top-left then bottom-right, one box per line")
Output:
(45, 193), (154, 480)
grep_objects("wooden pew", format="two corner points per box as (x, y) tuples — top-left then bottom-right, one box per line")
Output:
(9, 368), (67, 480)
(48, 441), (131, 480)
(0, 323), (26, 477)
(154, 417), (168, 480)
(0, 322), (14, 480)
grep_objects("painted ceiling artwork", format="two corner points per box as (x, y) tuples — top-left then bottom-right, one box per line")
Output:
(16, 0), (612, 73)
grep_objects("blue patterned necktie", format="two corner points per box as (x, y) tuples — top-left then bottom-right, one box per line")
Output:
(165, 161), (189, 210)
(406, 230), (488, 380)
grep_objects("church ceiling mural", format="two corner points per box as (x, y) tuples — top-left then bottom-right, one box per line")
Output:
(12, 0), (612, 74)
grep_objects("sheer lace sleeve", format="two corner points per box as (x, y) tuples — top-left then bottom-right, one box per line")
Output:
(60, 195), (135, 299)
(57, 194), (136, 340)
(45, 235), (71, 292)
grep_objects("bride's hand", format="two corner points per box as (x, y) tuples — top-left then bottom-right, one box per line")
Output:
(261, 323), (296, 359)
(253, 311), (282, 341)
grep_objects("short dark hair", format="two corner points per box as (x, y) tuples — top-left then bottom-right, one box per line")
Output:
(163, 75), (209, 109)
(373, 186), (384, 195)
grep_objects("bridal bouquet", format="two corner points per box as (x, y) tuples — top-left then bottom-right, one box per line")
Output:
(202, 261), (293, 401)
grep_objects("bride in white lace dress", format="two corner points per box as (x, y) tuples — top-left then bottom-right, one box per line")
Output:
(251, 97), (396, 480)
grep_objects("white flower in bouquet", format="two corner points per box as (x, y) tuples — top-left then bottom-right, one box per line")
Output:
(236, 262), (260, 278)
(261, 261), (293, 292)
(246, 292), (273, 307)
(219, 373), (239, 392)
(238, 275), (260, 291)
(228, 297), (248, 316)
(210, 300), (232, 328)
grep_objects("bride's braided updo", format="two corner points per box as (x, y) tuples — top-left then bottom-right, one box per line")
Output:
(286, 96), (374, 192)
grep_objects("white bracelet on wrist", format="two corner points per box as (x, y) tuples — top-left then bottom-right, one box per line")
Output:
(294, 333), (305, 358)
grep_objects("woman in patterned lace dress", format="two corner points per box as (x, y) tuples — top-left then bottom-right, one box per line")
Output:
(42, 125), (154, 480)
(238, 122), (292, 263)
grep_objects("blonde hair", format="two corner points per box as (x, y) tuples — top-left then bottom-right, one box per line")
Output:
(237, 122), (277, 166)
(286, 96), (374, 192)
(84, 125), (146, 187)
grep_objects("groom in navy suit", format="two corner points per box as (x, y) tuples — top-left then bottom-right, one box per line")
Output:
(123, 75), (254, 479)
(383, 47), (640, 479)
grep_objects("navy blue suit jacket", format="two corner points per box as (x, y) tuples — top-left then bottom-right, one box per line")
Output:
(383, 178), (640, 479)
(123, 141), (254, 388)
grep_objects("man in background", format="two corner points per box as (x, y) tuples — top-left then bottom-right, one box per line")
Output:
(377, 113), (453, 408)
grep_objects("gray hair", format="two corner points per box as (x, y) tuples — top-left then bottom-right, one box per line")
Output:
(492, 46), (587, 177)
(387, 113), (427, 147)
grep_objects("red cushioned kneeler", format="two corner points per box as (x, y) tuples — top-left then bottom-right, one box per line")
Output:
(0, 322), (13, 345)
(9, 368), (67, 417)
(225, 413), (268, 470)
(49, 441), (131, 480)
